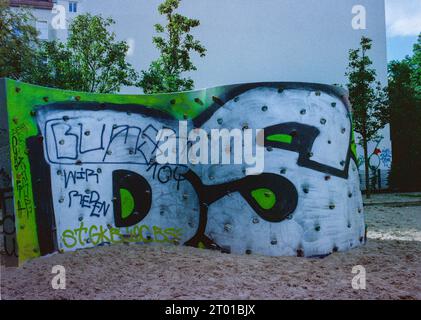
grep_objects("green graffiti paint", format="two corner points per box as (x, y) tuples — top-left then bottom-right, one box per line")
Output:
(266, 134), (293, 144)
(2, 78), (211, 264)
(61, 222), (184, 249)
(120, 188), (135, 219)
(251, 188), (277, 210)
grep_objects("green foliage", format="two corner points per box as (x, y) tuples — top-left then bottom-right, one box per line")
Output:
(139, 0), (206, 94)
(25, 14), (138, 93)
(388, 34), (421, 191)
(346, 37), (389, 141)
(0, 0), (39, 79)
(346, 37), (388, 197)
(411, 34), (421, 99)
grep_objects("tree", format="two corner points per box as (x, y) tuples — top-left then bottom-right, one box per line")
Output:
(388, 34), (421, 191)
(346, 37), (388, 198)
(0, 0), (39, 79)
(411, 34), (421, 99)
(25, 14), (138, 93)
(139, 0), (206, 94)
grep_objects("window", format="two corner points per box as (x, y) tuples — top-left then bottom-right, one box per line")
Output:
(69, 1), (77, 13)
(36, 20), (49, 40)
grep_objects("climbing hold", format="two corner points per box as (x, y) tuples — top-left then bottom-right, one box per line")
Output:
(234, 97), (240, 102)
(271, 239), (277, 245)
(224, 224), (232, 232)
(15, 87), (21, 93)
(297, 249), (304, 257)
(194, 97), (203, 105)
(331, 102), (336, 107)
(97, 168), (102, 174)
(329, 204), (335, 210)
(315, 91), (321, 96)
(212, 96), (224, 106)
(75, 160), (82, 165)
(84, 130), (90, 136)
(43, 97), (49, 102)
(252, 217), (259, 224)
(75, 96), (81, 101)
(320, 118), (327, 125)
(315, 225), (321, 232)
(217, 118), (223, 125)
(170, 99), (176, 105)
(30, 110), (37, 116)
(59, 139), (65, 145)
(280, 168), (287, 174)
(300, 109), (306, 115)
(245, 249), (252, 255)
(261, 105), (268, 112)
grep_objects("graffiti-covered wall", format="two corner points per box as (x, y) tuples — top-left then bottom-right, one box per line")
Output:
(0, 79), (365, 265)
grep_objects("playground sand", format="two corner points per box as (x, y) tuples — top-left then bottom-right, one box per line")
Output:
(1, 204), (420, 300)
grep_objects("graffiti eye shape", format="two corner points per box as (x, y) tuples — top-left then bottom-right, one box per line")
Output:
(263, 122), (319, 153)
(239, 173), (298, 223)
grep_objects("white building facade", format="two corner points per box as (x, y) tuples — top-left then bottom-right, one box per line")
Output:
(11, 0), (391, 189)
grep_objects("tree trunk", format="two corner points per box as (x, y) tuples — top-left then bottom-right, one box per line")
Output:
(363, 136), (371, 199)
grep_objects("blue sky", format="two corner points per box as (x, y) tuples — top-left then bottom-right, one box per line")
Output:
(385, 0), (421, 61)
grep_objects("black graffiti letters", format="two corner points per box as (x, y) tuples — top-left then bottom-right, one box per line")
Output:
(112, 170), (152, 227)
(68, 190), (110, 217)
(63, 168), (99, 188)
(46, 119), (162, 165)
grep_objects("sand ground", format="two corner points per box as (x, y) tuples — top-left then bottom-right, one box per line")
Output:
(1, 193), (420, 300)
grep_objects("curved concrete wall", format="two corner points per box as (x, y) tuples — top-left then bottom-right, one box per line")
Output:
(0, 79), (365, 264)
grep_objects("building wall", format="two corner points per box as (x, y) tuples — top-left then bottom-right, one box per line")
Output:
(10, 0), (391, 188)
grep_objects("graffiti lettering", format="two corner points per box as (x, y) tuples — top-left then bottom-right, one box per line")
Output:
(68, 190), (110, 217)
(61, 222), (183, 248)
(62, 168), (99, 188)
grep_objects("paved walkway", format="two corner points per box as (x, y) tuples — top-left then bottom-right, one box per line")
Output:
(363, 193), (421, 207)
